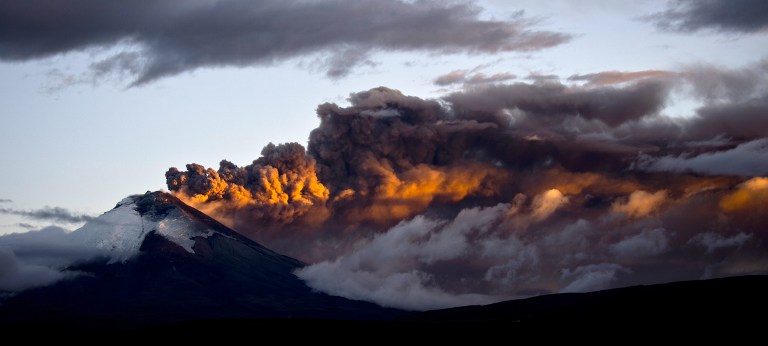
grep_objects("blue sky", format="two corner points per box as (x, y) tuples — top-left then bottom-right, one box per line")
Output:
(1, 0), (766, 234)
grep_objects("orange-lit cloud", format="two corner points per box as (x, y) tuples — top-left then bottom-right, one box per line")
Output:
(611, 190), (668, 218)
(523, 169), (640, 197)
(341, 162), (503, 225)
(167, 143), (330, 225)
(164, 86), (768, 308)
(531, 189), (568, 221)
(720, 177), (768, 212)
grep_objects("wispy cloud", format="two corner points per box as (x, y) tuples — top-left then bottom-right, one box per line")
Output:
(0, 207), (95, 224)
(568, 70), (675, 86)
(435, 70), (516, 86)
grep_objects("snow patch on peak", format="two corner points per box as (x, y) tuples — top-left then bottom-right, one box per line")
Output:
(71, 193), (217, 262)
(71, 198), (147, 263)
(72, 195), (225, 263)
(154, 208), (213, 254)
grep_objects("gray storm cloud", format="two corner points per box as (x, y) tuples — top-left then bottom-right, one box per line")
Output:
(0, 0), (569, 84)
(650, 0), (768, 34)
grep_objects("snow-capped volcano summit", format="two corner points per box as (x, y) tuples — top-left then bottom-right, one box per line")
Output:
(0, 191), (401, 325)
(71, 191), (294, 265)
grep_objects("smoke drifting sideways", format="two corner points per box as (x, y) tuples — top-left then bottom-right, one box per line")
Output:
(167, 63), (768, 310)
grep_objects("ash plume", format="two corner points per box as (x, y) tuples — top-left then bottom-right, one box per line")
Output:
(167, 60), (768, 309)
(166, 142), (330, 227)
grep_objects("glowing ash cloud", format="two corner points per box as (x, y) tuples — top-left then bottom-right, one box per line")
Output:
(611, 190), (668, 218)
(168, 64), (768, 309)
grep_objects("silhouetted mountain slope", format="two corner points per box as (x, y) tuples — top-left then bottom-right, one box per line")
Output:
(405, 274), (768, 322)
(0, 192), (401, 326)
(2, 191), (764, 333)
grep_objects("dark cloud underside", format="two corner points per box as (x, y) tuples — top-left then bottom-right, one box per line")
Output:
(651, 0), (768, 33)
(0, 0), (569, 84)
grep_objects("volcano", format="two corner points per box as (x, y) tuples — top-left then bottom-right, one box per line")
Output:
(0, 191), (401, 326)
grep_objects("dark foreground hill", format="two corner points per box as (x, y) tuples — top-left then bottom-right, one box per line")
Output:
(1, 191), (765, 336)
(406, 274), (768, 323)
(143, 274), (767, 338)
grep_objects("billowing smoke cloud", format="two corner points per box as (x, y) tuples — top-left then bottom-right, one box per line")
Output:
(0, 199), (12, 203)
(0, 0), (569, 84)
(166, 143), (329, 224)
(296, 196), (576, 310)
(168, 59), (768, 309)
(296, 204), (516, 310)
(650, 0), (768, 34)
(445, 78), (671, 128)
(0, 206), (95, 224)
(168, 88), (516, 260)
